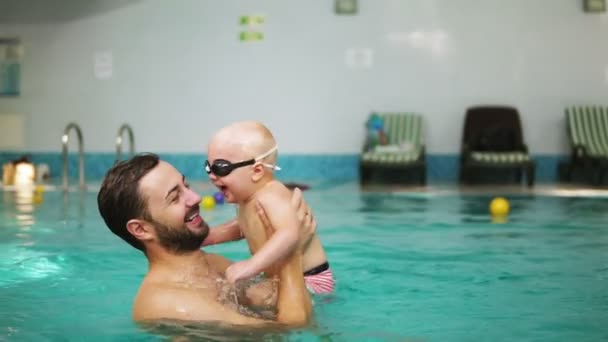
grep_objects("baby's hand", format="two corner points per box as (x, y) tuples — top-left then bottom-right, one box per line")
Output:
(225, 260), (255, 284)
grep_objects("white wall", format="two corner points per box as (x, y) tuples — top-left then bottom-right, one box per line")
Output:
(1, 0), (607, 154)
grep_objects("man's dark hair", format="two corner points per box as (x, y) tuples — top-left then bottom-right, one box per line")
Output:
(97, 153), (160, 251)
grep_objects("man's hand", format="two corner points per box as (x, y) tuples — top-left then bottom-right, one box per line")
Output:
(255, 187), (317, 250)
(291, 187), (317, 249)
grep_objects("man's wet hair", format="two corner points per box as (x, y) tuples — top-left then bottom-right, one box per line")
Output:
(97, 153), (160, 251)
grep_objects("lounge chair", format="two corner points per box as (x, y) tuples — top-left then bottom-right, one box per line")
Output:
(459, 106), (535, 187)
(359, 112), (426, 185)
(563, 106), (608, 184)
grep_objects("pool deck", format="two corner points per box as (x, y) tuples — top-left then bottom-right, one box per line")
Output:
(360, 183), (608, 197)
(3, 182), (608, 198)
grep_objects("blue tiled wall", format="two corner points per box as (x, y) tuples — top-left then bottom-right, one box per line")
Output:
(425, 154), (568, 183)
(0, 151), (567, 184)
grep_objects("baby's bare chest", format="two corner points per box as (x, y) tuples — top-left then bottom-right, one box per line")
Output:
(237, 205), (270, 254)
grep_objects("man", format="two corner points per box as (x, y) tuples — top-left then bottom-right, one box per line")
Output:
(97, 153), (315, 326)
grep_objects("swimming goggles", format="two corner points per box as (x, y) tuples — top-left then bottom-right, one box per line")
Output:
(205, 145), (281, 177)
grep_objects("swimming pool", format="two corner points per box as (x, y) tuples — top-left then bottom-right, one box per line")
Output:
(1, 183), (607, 341)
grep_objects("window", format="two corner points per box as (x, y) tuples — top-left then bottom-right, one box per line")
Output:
(0, 38), (22, 96)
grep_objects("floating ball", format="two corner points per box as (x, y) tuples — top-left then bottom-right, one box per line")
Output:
(490, 197), (510, 217)
(213, 191), (224, 205)
(201, 196), (216, 209)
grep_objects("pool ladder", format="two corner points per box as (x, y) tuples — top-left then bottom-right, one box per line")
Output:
(115, 123), (135, 162)
(61, 122), (85, 192)
(61, 123), (135, 192)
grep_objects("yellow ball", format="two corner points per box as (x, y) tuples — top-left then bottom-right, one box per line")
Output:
(490, 197), (510, 216)
(201, 196), (216, 209)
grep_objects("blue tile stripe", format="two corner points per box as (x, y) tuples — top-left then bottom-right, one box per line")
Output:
(425, 154), (566, 183)
(0, 151), (567, 183)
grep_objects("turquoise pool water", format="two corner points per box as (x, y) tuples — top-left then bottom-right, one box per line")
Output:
(1, 184), (608, 341)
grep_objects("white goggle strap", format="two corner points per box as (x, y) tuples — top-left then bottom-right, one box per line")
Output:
(262, 163), (281, 171)
(255, 145), (281, 171)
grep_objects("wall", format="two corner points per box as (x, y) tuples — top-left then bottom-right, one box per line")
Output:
(1, 0), (607, 181)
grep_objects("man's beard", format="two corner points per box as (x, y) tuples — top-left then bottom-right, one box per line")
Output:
(151, 219), (209, 254)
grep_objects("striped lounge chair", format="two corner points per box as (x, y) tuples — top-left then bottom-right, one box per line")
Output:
(459, 106), (535, 187)
(359, 112), (426, 185)
(564, 106), (608, 184)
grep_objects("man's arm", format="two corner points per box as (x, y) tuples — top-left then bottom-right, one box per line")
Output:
(202, 219), (242, 247)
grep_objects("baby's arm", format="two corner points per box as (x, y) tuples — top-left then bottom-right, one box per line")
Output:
(225, 194), (300, 283)
(201, 219), (242, 246)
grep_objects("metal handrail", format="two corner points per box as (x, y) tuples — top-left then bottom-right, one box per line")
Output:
(61, 122), (85, 192)
(115, 124), (135, 162)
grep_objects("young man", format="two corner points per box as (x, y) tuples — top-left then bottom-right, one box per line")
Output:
(97, 153), (315, 326)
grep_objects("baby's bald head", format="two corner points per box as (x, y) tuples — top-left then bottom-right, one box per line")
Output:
(209, 121), (277, 162)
